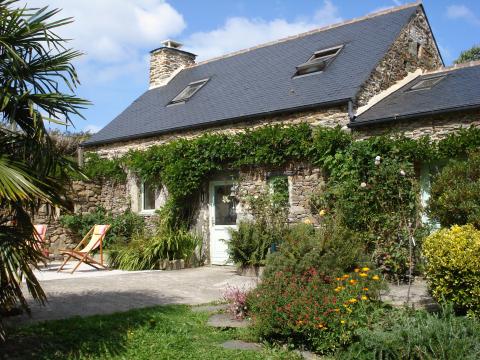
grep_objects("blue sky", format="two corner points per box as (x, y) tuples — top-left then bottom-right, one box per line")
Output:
(22, 0), (480, 133)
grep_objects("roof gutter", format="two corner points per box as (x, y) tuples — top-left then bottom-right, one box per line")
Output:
(81, 98), (352, 148)
(348, 103), (480, 128)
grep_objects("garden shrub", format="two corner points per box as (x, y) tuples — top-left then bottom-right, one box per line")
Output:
(60, 207), (145, 248)
(108, 212), (202, 271)
(339, 305), (480, 359)
(428, 153), (480, 228)
(313, 153), (424, 281)
(227, 192), (288, 267)
(248, 267), (383, 354)
(422, 224), (480, 316)
(263, 218), (368, 279)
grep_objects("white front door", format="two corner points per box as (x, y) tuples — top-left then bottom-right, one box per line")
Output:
(209, 181), (238, 265)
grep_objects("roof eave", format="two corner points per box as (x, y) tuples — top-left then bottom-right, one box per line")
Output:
(348, 103), (480, 128)
(81, 98), (352, 148)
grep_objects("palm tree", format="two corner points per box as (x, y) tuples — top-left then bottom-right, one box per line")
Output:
(0, 0), (89, 338)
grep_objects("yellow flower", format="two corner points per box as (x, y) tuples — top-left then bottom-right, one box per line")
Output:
(334, 308), (340, 313)
(372, 275), (380, 281)
(319, 209), (327, 217)
(342, 274), (349, 279)
(349, 279), (357, 285)
(362, 287), (369, 291)
(359, 272), (368, 277)
(354, 268), (360, 273)
(361, 295), (368, 301)
(361, 267), (370, 272)
(303, 218), (312, 225)
(340, 320), (346, 324)
(348, 298), (357, 304)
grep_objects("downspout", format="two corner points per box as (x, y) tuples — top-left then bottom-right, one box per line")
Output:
(348, 100), (356, 122)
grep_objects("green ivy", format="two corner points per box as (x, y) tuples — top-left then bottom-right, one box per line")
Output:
(81, 123), (480, 227)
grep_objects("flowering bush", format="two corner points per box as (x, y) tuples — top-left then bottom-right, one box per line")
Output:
(224, 285), (250, 320)
(423, 224), (480, 316)
(248, 267), (383, 354)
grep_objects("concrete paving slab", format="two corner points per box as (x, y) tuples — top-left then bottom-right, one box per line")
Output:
(7, 263), (258, 326)
(221, 340), (262, 351)
(207, 313), (250, 328)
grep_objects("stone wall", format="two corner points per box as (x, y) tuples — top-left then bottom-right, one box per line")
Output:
(149, 47), (196, 89)
(353, 109), (480, 140)
(86, 105), (350, 159)
(356, 8), (442, 107)
(33, 180), (130, 258)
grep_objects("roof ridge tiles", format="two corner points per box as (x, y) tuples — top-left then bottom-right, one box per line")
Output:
(424, 60), (480, 75)
(191, 1), (421, 67)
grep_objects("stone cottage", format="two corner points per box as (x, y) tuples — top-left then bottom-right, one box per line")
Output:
(49, 2), (480, 264)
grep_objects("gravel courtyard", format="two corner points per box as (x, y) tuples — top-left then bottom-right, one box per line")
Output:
(7, 263), (257, 325)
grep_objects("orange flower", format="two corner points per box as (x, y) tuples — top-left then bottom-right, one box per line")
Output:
(354, 268), (360, 273)
(334, 308), (340, 313)
(342, 274), (349, 279)
(362, 287), (369, 291)
(336, 277), (341, 281)
(349, 279), (357, 285)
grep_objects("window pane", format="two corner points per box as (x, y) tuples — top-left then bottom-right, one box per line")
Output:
(214, 185), (237, 225)
(143, 181), (156, 210)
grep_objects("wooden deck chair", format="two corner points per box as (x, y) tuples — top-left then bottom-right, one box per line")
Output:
(33, 224), (49, 266)
(58, 224), (111, 274)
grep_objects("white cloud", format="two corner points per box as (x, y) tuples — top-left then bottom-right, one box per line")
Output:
(183, 0), (342, 61)
(446, 4), (480, 26)
(84, 124), (102, 134)
(22, 0), (186, 63)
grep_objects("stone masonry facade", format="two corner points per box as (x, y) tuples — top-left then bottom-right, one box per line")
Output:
(49, 8), (476, 262)
(149, 47), (196, 89)
(356, 8), (442, 107)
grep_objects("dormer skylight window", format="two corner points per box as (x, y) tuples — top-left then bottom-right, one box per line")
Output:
(407, 74), (446, 92)
(168, 78), (209, 105)
(294, 45), (343, 77)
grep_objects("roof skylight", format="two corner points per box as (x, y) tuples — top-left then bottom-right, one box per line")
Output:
(294, 45), (343, 77)
(407, 74), (446, 92)
(168, 78), (209, 105)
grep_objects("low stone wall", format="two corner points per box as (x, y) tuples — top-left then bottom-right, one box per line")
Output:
(33, 180), (130, 258)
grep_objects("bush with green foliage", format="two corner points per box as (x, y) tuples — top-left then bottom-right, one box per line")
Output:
(264, 219), (367, 279)
(422, 224), (480, 316)
(428, 153), (480, 228)
(60, 207), (145, 248)
(108, 209), (202, 270)
(248, 267), (384, 354)
(339, 305), (480, 359)
(227, 191), (289, 267)
(455, 45), (480, 64)
(313, 151), (424, 281)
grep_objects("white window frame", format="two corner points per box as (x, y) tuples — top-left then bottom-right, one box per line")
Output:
(140, 181), (157, 215)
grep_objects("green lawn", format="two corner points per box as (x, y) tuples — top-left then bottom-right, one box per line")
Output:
(1, 305), (299, 360)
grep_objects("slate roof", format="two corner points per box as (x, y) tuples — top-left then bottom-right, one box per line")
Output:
(84, 4), (420, 147)
(352, 63), (480, 127)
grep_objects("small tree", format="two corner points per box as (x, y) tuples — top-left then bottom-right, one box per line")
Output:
(455, 45), (480, 64)
(0, 0), (88, 339)
(427, 153), (480, 228)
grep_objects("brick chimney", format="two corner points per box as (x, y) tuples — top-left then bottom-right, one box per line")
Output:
(149, 40), (196, 89)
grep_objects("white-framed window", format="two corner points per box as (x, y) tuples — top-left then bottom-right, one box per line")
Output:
(140, 180), (157, 214)
(419, 162), (442, 229)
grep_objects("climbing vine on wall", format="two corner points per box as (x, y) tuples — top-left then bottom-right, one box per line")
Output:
(81, 123), (480, 227)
